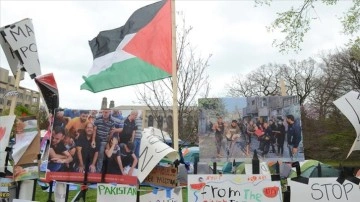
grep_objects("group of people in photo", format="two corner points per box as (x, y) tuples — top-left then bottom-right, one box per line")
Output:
(47, 108), (142, 176)
(211, 114), (301, 160)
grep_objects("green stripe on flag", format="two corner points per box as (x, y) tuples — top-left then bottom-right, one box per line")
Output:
(81, 57), (170, 92)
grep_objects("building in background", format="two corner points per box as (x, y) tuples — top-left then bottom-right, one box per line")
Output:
(0, 67), (40, 113)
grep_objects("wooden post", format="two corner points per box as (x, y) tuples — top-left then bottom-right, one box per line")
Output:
(171, 0), (179, 151)
(9, 68), (22, 115)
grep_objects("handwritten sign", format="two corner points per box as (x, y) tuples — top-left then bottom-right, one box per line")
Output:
(138, 127), (178, 183)
(288, 177), (360, 202)
(140, 187), (183, 202)
(1, 18), (41, 78)
(333, 91), (360, 157)
(0, 115), (15, 173)
(188, 174), (282, 202)
(97, 183), (137, 201)
(144, 166), (178, 188)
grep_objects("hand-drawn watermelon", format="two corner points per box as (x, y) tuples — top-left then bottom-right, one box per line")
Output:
(263, 186), (279, 198)
(190, 182), (206, 191)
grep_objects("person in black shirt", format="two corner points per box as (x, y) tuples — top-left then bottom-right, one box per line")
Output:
(119, 142), (138, 176)
(75, 122), (100, 173)
(119, 111), (137, 145)
(48, 126), (73, 172)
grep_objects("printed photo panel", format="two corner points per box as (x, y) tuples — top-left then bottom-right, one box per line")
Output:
(44, 108), (138, 184)
(198, 96), (304, 162)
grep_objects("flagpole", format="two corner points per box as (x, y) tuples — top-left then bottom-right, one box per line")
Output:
(171, 0), (179, 151)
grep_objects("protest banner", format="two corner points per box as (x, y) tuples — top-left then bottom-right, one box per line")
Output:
(143, 165), (178, 188)
(188, 174), (282, 202)
(1, 18), (41, 78)
(12, 116), (40, 181)
(288, 177), (360, 202)
(198, 96), (304, 162)
(0, 115), (15, 173)
(44, 108), (138, 184)
(97, 183), (137, 201)
(138, 127), (178, 183)
(333, 90), (360, 158)
(140, 187), (183, 202)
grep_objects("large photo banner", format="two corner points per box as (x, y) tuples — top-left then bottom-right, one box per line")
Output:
(12, 116), (40, 181)
(288, 178), (360, 202)
(45, 108), (138, 184)
(0, 115), (15, 173)
(198, 96), (304, 162)
(188, 174), (282, 202)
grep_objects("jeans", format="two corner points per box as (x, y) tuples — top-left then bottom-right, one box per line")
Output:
(134, 137), (141, 158)
(96, 142), (107, 173)
(288, 144), (299, 161)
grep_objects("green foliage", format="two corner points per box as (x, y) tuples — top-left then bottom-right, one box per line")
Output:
(259, 0), (360, 53)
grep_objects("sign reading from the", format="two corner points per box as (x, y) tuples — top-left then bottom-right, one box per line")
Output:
(188, 174), (282, 202)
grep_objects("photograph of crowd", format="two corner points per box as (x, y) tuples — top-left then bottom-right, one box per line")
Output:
(198, 96), (304, 162)
(44, 108), (142, 183)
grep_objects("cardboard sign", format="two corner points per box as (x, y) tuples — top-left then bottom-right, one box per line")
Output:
(1, 18), (41, 78)
(144, 166), (178, 188)
(288, 177), (360, 202)
(333, 91), (360, 157)
(12, 116), (40, 181)
(140, 187), (183, 202)
(138, 127), (178, 183)
(188, 174), (282, 202)
(0, 115), (16, 173)
(97, 183), (137, 201)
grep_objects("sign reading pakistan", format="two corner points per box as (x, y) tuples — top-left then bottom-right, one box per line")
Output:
(198, 96), (304, 162)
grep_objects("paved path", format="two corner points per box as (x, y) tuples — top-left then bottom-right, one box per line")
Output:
(199, 133), (304, 163)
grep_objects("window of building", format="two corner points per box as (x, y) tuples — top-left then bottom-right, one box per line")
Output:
(0, 98), (3, 104)
(148, 115), (154, 127)
(252, 100), (255, 105)
(262, 98), (267, 107)
(157, 115), (163, 129)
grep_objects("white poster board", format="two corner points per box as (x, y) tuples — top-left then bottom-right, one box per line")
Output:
(1, 18), (41, 78)
(138, 127), (178, 183)
(188, 174), (282, 202)
(333, 91), (360, 157)
(0, 115), (16, 173)
(245, 162), (271, 175)
(140, 187), (182, 202)
(288, 177), (360, 202)
(97, 183), (137, 201)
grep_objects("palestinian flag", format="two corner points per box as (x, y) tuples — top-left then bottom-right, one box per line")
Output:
(81, 0), (172, 93)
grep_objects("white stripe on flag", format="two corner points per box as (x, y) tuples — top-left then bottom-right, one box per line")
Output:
(88, 34), (136, 76)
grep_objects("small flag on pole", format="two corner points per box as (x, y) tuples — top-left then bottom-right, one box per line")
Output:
(81, 0), (172, 93)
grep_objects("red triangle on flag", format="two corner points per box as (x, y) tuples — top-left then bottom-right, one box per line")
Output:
(124, 0), (172, 75)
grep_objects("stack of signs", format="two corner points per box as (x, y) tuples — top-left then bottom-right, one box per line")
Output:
(0, 115), (15, 174)
(188, 174), (282, 202)
(12, 116), (40, 181)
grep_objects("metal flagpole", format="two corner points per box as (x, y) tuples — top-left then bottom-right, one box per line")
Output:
(171, 0), (179, 151)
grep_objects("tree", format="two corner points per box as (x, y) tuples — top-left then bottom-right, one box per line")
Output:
(227, 58), (319, 106)
(258, 0), (360, 53)
(136, 14), (211, 145)
(227, 63), (283, 97)
(282, 58), (320, 105)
